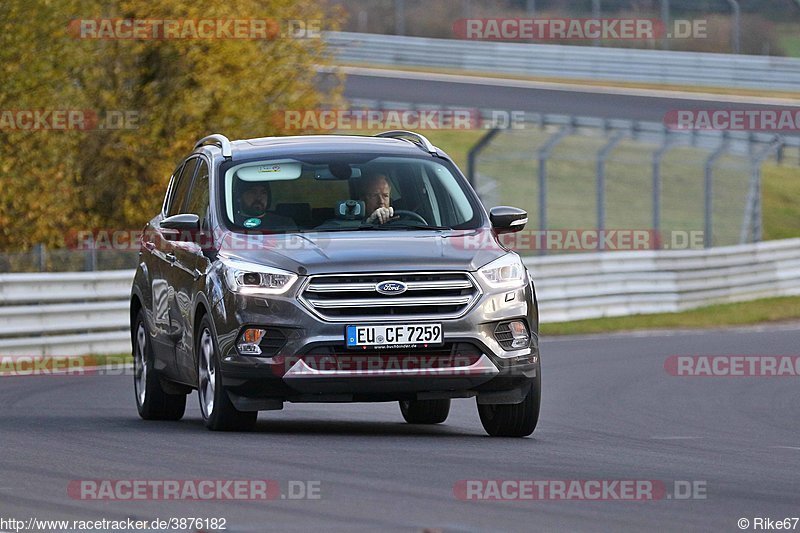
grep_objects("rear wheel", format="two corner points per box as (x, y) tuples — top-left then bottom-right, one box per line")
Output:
(197, 316), (257, 431)
(478, 374), (540, 437)
(399, 399), (450, 424)
(132, 309), (186, 421)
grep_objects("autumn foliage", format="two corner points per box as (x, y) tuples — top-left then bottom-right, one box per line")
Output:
(0, 0), (342, 251)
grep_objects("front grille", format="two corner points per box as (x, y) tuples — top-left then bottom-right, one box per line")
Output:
(299, 271), (481, 321)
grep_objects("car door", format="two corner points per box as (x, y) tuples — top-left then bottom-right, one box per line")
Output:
(143, 162), (183, 369)
(171, 157), (212, 382)
(155, 157), (199, 376)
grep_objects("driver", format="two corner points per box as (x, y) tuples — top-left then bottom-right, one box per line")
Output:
(361, 174), (394, 224)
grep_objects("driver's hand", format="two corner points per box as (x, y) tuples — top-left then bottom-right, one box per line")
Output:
(366, 206), (393, 224)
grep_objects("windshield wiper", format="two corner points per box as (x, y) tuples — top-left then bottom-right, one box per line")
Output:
(360, 224), (452, 231)
(302, 224), (452, 233)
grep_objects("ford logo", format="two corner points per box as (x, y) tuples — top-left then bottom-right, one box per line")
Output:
(376, 280), (408, 296)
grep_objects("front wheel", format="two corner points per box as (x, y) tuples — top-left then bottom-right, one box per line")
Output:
(399, 399), (450, 424)
(132, 309), (186, 421)
(477, 374), (540, 437)
(197, 316), (257, 432)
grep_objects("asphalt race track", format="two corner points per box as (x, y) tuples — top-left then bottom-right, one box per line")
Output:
(340, 68), (800, 123)
(1, 325), (799, 532)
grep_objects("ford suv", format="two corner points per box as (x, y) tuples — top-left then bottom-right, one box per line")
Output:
(129, 131), (540, 436)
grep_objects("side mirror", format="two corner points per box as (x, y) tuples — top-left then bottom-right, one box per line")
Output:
(161, 214), (201, 242)
(161, 213), (200, 231)
(489, 206), (527, 234)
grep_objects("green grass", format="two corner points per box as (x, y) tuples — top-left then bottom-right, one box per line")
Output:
(762, 162), (800, 241)
(776, 23), (800, 58)
(542, 296), (800, 336)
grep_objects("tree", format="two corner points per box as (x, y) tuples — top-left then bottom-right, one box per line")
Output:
(0, 0), (342, 252)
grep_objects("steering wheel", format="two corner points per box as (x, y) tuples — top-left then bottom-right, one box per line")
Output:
(389, 209), (428, 225)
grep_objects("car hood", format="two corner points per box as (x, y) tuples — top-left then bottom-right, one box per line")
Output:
(218, 229), (508, 275)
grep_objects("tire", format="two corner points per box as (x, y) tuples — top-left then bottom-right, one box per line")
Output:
(477, 374), (541, 437)
(399, 399), (451, 424)
(132, 309), (186, 421)
(197, 315), (257, 431)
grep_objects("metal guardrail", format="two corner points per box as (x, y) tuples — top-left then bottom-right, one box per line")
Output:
(0, 271), (133, 356)
(525, 238), (800, 322)
(2, 238), (800, 355)
(326, 31), (800, 91)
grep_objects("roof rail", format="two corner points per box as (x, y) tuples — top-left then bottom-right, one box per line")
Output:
(194, 134), (232, 158)
(375, 130), (437, 154)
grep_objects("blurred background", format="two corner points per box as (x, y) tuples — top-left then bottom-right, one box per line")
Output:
(1, 0), (799, 272)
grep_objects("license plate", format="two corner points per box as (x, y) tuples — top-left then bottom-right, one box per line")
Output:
(346, 323), (443, 349)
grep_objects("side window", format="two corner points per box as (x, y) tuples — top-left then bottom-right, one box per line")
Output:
(185, 159), (210, 229)
(166, 158), (199, 216)
(162, 164), (183, 214)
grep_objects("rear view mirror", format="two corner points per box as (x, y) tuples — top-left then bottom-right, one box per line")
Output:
(336, 200), (366, 220)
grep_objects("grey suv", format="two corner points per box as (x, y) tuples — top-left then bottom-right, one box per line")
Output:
(130, 131), (541, 436)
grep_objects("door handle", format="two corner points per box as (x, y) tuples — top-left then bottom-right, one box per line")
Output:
(166, 253), (176, 264)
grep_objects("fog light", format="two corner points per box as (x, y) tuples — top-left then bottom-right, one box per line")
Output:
(508, 320), (529, 348)
(238, 328), (266, 355)
(495, 320), (531, 350)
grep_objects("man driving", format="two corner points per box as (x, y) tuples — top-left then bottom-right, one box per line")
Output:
(361, 174), (395, 224)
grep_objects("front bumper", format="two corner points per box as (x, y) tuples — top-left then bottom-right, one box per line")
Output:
(213, 274), (539, 404)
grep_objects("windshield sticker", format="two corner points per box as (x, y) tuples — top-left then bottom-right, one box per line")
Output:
(243, 217), (262, 228)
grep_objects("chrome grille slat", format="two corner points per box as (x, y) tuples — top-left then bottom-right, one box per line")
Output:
(310, 296), (473, 309)
(298, 271), (481, 322)
(306, 280), (474, 292)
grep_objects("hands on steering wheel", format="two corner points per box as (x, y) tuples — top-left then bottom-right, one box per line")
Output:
(367, 207), (429, 226)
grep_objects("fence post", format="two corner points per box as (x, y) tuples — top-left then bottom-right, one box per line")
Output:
(36, 243), (46, 272)
(725, 0), (741, 54)
(660, 0), (670, 50)
(395, 0), (405, 36)
(741, 138), (783, 243)
(592, 0), (601, 46)
(704, 133), (729, 248)
(467, 128), (500, 188)
(652, 134), (676, 250)
(596, 129), (626, 249)
(536, 123), (573, 254)
(84, 234), (98, 271)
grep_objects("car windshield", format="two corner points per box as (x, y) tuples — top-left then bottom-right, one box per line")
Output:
(220, 153), (482, 233)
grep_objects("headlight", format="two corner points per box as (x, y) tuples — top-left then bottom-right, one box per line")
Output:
(222, 258), (298, 295)
(477, 253), (526, 289)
